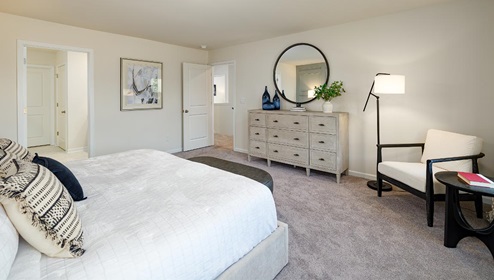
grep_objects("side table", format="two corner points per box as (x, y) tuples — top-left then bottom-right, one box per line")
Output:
(435, 171), (494, 258)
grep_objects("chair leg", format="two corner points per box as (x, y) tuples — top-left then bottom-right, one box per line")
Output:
(474, 194), (483, 219)
(426, 196), (434, 227)
(377, 177), (383, 197)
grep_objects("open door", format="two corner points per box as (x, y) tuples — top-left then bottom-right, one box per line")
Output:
(56, 64), (67, 151)
(182, 63), (213, 151)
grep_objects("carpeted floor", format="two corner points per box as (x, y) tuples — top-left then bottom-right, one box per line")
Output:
(175, 145), (494, 280)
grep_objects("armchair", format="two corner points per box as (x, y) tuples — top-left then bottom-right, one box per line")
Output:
(377, 129), (484, 227)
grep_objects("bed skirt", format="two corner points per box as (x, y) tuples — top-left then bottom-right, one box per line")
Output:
(216, 221), (288, 280)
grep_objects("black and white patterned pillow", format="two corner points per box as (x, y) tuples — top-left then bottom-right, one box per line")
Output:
(0, 138), (34, 162)
(0, 160), (85, 258)
(0, 150), (17, 179)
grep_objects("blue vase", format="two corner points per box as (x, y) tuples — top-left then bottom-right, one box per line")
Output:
(262, 86), (274, 110)
(273, 90), (280, 110)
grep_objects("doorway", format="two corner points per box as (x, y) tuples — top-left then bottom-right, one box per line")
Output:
(212, 61), (236, 150)
(17, 40), (94, 158)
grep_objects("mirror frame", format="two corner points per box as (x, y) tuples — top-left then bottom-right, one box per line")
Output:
(273, 43), (330, 106)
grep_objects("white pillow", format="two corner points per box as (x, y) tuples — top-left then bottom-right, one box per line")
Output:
(0, 160), (85, 258)
(420, 129), (482, 172)
(0, 205), (18, 280)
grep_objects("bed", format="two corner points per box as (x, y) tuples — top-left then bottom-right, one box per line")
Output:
(2, 149), (288, 280)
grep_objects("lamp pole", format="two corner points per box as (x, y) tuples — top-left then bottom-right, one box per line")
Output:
(363, 73), (393, 191)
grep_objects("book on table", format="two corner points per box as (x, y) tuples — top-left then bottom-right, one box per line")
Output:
(457, 172), (494, 188)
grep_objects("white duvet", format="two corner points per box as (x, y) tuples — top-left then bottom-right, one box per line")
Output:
(8, 149), (277, 280)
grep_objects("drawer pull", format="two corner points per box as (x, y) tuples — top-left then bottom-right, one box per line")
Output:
(294, 121), (299, 124)
(319, 141), (325, 144)
(294, 154), (299, 157)
(255, 147), (260, 149)
(294, 137), (299, 141)
(255, 132), (260, 135)
(273, 150), (279, 153)
(273, 120), (278, 123)
(319, 158), (325, 161)
(255, 118), (260, 121)
(273, 135), (279, 138)
(318, 123), (325, 127)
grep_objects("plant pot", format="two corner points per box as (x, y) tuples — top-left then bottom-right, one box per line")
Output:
(322, 101), (333, 113)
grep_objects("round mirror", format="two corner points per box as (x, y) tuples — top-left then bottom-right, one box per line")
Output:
(273, 43), (329, 106)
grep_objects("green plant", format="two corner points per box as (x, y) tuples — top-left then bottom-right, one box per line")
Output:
(313, 81), (345, 101)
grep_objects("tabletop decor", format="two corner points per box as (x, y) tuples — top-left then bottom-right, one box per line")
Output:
(120, 58), (163, 111)
(313, 81), (345, 113)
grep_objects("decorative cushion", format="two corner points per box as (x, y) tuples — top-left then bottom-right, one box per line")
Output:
(32, 154), (86, 201)
(420, 129), (482, 172)
(0, 160), (85, 258)
(0, 138), (34, 162)
(0, 150), (18, 179)
(0, 205), (18, 280)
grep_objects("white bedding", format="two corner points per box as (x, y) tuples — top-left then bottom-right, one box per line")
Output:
(8, 149), (277, 280)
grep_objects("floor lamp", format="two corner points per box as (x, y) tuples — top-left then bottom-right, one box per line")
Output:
(363, 73), (405, 191)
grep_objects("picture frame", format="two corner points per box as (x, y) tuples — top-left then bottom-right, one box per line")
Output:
(120, 58), (163, 111)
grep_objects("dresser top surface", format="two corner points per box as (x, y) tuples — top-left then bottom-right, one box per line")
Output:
(249, 109), (348, 117)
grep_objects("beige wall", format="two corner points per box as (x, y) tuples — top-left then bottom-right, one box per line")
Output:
(0, 12), (208, 156)
(209, 0), (494, 178)
(67, 51), (88, 152)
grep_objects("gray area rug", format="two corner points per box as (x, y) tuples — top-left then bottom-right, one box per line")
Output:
(175, 146), (494, 279)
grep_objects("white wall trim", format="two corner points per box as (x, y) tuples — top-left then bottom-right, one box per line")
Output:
(17, 40), (95, 157)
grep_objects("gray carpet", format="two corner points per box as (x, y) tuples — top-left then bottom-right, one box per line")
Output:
(174, 146), (494, 279)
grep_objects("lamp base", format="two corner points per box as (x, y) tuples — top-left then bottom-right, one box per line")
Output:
(367, 180), (392, 192)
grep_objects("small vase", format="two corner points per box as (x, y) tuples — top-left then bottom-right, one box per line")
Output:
(322, 101), (333, 113)
(273, 90), (280, 110)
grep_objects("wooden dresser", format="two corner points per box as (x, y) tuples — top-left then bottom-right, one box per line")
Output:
(248, 109), (349, 183)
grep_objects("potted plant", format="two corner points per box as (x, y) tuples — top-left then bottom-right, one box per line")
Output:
(313, 81), (345, 113)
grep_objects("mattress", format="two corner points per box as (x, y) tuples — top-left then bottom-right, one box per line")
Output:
(8, 149), (277, 279)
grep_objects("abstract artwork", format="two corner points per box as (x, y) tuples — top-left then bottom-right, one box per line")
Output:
(120, 58), (163, 110)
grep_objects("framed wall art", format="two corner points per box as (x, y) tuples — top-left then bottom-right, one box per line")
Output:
(120, 58), (163, 110)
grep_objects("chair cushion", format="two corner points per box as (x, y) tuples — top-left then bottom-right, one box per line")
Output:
(379, 161), (447, 194)
(420, 129), (482, 172)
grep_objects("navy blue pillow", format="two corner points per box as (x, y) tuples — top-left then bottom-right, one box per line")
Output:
(32, 154), (87, 201)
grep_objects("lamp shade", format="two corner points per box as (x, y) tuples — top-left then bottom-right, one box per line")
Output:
(374, 75), (405, 94)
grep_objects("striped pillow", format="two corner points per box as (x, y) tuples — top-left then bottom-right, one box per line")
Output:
(0, 138), (34, 162)
(0, 150), (18, 179)
(0, 160), (85, 258)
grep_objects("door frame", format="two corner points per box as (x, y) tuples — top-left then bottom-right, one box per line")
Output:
(17, 40), (95, 157)
(211, 60), (236, 151)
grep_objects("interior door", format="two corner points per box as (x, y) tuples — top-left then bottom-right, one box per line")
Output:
(183, 63), (213, 151)
(27, 65), (53, 147)
(56, 64), (67, 151)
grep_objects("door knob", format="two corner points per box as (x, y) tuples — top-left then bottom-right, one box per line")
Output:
(184, 109), (189, 113)
(61, 110), (66, 114)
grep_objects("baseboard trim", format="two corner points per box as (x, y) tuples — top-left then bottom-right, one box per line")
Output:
(66, 147), (87, 153)
(166, 147), (183, 154)
(347, 170), (375, 181)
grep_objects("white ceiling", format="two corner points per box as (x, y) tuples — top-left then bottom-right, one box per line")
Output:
(0, 0), (456, 50)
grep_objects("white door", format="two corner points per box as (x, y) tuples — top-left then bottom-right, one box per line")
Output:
(27, 65), (54, 147)
(183, 63), (213, 151)
(56, 64), (67, 151)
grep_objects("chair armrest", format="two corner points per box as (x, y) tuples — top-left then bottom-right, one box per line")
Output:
(425, 152), (485, 196)
(377, 143), (425, 163)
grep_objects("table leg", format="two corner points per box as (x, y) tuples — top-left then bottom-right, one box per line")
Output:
(444, 187), (494, 258)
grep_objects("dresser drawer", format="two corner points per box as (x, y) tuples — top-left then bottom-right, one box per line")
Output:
(249, 112), (266, 127)
(310, 116), (336, 133)
(310, 150), (336, 171)
(249, 140), (267, 157)
(250, 127), (266, 141)
(266, 114), (308, 131)
(268, 143), (309, 165)
(267, 129), (308, 148)
(310, 133), (336, 151)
